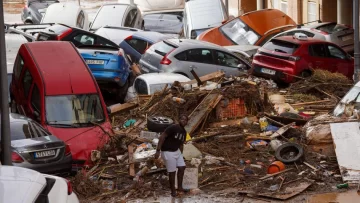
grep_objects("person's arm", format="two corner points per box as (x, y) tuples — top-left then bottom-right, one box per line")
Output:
(154, 131), (168, 159)
(179, 143), (184, 154)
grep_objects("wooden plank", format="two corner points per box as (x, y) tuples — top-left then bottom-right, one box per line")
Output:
(109, 102), (138, 114)
(128, 144), (136, 177)
(330, 122), (360, 183)
(185, 94), (222, 136)
(291, 100), (331, 106)
(259, 168), (294, 180)
(181, 71), (225, 85)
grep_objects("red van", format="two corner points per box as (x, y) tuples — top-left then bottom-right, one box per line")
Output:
(10, 41), (113, 168)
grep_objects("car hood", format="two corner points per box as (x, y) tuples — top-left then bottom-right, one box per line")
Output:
(46, 122), (112, 163)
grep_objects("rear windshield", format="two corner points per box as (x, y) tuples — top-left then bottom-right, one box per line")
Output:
(316, 23), (350, 34)
(42, 24), (69, 36)
(220, 18), (261, 45)
(150, 41), (176, 56)
(91, 5), (128, 30)
(263, 39), (299, 54)
(7, 121), (50, 141)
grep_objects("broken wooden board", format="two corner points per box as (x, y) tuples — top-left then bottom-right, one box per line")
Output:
(109, 102), (138, 115)
(238, 180), (313, 200)
(128, 144), (136, 177)
(181, 71), (225, 85)
(330, 122), (360, 183)
(185, 94), (223, 136)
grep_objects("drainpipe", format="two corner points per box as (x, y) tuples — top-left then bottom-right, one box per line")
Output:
(225, 0), (229, 16)
(257, 0), (264, 10)
(354, 0), (360, 82)
(0, 0), (12, 165)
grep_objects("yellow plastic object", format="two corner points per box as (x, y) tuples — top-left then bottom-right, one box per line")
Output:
(186, 133), (192, 141)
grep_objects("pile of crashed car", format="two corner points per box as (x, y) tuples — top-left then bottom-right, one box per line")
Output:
(2, 0), (360, 202)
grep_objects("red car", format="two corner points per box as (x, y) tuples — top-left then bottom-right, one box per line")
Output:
(251, 34), (354, 83)
(10, 41), (113, 168)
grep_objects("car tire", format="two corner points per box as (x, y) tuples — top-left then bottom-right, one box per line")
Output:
(300, 70), (312, 78)
(116, 79), (129, 103)
(275, 143), (304, 164)
(147, 116), (174, 132)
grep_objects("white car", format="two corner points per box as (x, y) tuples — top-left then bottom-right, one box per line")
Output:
(0, 166), (79, 203)
(41, 2), (89, 30)
(125, 73), (190, 102)
(90, 2), (143, 31)
(135, 0), (184, 13)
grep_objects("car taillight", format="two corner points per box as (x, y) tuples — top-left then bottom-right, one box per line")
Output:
(12, 152), (24, 163)
(65, 145), (71, 156)
(56, 28), (73, 40)
(288, 56), (301, 61)
(125, 35), (132, 41)
(65, 179), (73, 195)
(160, 49), (175, 65)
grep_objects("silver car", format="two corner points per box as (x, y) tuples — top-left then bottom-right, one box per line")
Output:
(139, 39), (249, 79)
(21, 0), (59, 24)
(273, 22), (354, 54)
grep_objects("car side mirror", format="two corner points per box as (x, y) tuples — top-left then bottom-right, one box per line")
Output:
(106, 106), (111, 114)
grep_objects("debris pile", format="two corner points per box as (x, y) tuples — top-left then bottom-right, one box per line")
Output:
(71, 70), (358, 202)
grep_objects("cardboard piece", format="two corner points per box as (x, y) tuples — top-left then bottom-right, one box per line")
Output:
(175, 168), (199, 190)
(183, 143), (202, 161)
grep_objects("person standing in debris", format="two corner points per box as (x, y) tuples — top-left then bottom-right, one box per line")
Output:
(154, 114), (188, 197)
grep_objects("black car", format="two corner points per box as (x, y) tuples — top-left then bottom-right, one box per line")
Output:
(1, 113), (72, 174)
(21, 0), (59, 24)
(36, 24), (119, 48)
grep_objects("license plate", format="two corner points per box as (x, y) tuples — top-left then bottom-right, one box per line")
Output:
(34, 150), (55, 158)
(341, 35), (353, 41)
(261, 68), (276, 75)
(86, 60), (104, 65)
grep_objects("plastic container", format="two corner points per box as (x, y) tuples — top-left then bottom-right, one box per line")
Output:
(267, 161), (286, 174)
(172, 97), (186, 104)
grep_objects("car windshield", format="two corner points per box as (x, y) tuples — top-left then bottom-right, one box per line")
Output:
(333, 86), (360, 117)
(220, 18), (261, 45)
(316, 23), (350, 34)
(150, 41), (176, 56)
(263, 39), (299, 54)
(91, 5), (128, 30)
(45, 94), (105, 126)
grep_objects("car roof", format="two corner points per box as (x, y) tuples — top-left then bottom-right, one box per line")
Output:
(167, 38), (227, 50)
(133, 31), (171, 43)
(25, 41), (97, 95)
(136, 73), (190, 85)
(6, 34), (28, 73)
(0, 166), (45, 203)
(273, 36), (329, 45)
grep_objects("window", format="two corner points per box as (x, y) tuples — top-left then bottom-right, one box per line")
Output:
(150, 41), (176, 56)
(316, 23), (351, 34)
(258, 32), (281, 46)
(215, 51), (242, 68)
(73, 34), (95, 46)
(126, 38), (148, 54)
(187, 49), (214, 64)
(8, 121), (48, 141)
(124, 9), (138, 27)
(271, 0), (279, 9)
(90, 5), (128, 30)
(220, 18), (260, 45)
(31, 84), (40, 112)
(175, 51), (187, 61)
(309, 44), (327, 57)
(96, 37), (118, 47)
(280, 1), (288, 14)
(263, 39), (299, 54)
(45, 94), (105, 126)
(327, 45), (346, 59)
(14, 56), (24, 80)
(22, 70), (33, 98)
(308, 2), (317, 23)
(76, 11), (85, 28)
(134, 79), (148, 94)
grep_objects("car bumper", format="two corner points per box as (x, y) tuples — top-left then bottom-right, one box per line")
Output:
(92, 71), (130, 87)
(13, 154), (72, 175)
(251, 64), (294, 83)
(139, 60), (161, 74)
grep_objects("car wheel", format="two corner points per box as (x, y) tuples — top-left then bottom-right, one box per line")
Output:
(275, 143), (304, 164)
(300, 70), (312, 78)
(147, 116), (174, 132)
(116, 79), (129, 103)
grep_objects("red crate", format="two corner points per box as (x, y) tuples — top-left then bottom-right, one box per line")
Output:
(216, 98), (246, 120)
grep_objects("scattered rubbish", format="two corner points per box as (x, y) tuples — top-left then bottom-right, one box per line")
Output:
(244, 168), (254, 175)
(204, 155), (224, 165)
(191, 158), (202, 168)
(270, 140), (283, 151)
(336, 183), (349, 189)
(140, 131), (159, 140)
(268, 184), (279, 191)
(267, 161), (286, 174)
(259, 117), (269, 131)
(183, 144), (202, 160)
(123, 119), (137, 128)
(247, 140), (268, 148)
(91, 150), (101, 162)
(250, 164), (262, 169)
(133, 166), (149, 182)
(101, 180), (115, 191)
(172, 97), (186, 104)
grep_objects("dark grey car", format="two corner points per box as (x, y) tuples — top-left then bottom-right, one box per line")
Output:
(21, 0), (59, 24)
(143, 13), (183, 36)
(1, 113), (72, 174)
